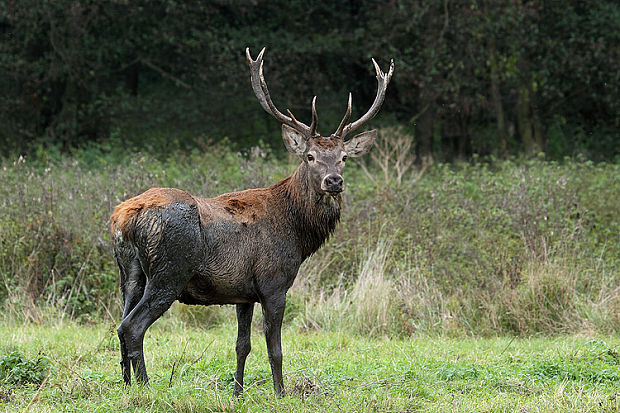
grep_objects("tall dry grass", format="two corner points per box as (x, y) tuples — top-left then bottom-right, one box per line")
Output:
(291, 238), (401, 337)
(289, 235), (618, 337)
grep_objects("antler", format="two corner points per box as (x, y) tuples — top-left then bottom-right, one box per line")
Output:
(246, 48), (318, 139)
(334, 58), (394, 139)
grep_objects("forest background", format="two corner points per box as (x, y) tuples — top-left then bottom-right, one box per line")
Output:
(1, 0), (617, 160)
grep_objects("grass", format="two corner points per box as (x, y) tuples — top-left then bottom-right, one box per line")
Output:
(0, 319), (618, 412)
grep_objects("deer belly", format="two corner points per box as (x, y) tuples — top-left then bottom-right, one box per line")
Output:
(177, 264), (257, 306)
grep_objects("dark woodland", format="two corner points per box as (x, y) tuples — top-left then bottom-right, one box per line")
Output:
(1, 0), (617, 160)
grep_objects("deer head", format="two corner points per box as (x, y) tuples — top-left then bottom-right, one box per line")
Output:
(246, 48), (394, 195)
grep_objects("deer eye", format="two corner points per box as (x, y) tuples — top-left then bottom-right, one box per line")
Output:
(307, 154), (314, 162)
(342, 155), (348, 162)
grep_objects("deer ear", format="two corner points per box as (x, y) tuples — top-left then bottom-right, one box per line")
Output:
(344, 130), (377, 157)
(282, 124), (307, 155)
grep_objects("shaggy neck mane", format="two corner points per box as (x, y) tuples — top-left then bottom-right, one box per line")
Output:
(271, 163), (341, 259)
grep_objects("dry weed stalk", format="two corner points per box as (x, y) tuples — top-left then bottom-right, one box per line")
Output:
(360, 127), (432, 187)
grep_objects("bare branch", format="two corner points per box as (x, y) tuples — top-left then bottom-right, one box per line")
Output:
(141, 58), (192, 90)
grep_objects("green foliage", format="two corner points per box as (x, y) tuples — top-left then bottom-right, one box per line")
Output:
(526, 339), (619, 383)
(0, 351), (51, 386)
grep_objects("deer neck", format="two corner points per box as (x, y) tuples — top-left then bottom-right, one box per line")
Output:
(275, 163), (341, 258)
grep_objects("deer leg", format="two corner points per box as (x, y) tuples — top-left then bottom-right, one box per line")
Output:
(117, 283), (179, 386)
(121, 259), (146, 320)
(261, 294), (286, 397)
(233, 303), (254, 397)
(116, 201), (200, 386)
(116, 257), (146, 387)
(118, 330), (131, 387)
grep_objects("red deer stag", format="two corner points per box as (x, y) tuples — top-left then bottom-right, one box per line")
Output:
(111, 48), (394, 396)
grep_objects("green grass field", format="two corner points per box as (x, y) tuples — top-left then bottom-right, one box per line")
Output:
(1, 316), (618, 412)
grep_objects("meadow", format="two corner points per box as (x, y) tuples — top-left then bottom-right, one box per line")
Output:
(0, 130), (618, 411)
(1, 321), (618, 412)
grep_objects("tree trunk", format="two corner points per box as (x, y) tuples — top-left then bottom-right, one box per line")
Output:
(125, 61), (139, 96)
(457, 112), (470, 159)
(415, 92), (435, 163)
(488, 41), (507, 156)
(530, 91), (546, 153)
(517, 87), (538, 155)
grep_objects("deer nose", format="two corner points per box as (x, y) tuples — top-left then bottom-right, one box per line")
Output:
(323, 174), (344, 193)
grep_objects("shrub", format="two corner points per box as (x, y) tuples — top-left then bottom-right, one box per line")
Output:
(0, 139), (618, 336)
(0, 351), (52, 386)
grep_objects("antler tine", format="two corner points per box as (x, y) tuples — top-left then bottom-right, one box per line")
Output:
(286, 108), (303, 126)
(310, 96), (318, 137)
(246, 47), (313, 139)
(333, 92), (352, 137)
(246, 47), (271, 114)
(286, 98), (318, 136)
(339, 58), (394, 139)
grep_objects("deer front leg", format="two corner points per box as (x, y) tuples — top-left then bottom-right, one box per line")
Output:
(233, 303), (254, 397)
(261, 294), (286, 397)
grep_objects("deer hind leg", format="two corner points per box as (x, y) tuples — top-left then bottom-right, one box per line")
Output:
(115, 252), (147, 386)
(117, 276), (184, 386)
(120, 258), (147, 320)
(117, 202), (201, 385)
(234, 303), (254, 397)
(118, 246), (197, 385)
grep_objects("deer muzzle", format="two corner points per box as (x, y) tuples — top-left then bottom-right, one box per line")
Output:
(322, 174), (344, 193)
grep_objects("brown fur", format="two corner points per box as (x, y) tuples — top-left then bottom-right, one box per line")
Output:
(111, 188), (196, 238)
(111, 177), (295, 239)
(312, 136), (341, 149)
(224, 199), (250, 214)
(209, 187), (270, 221)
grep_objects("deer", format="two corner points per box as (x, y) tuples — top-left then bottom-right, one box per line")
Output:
(110, 47), (394, 397)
